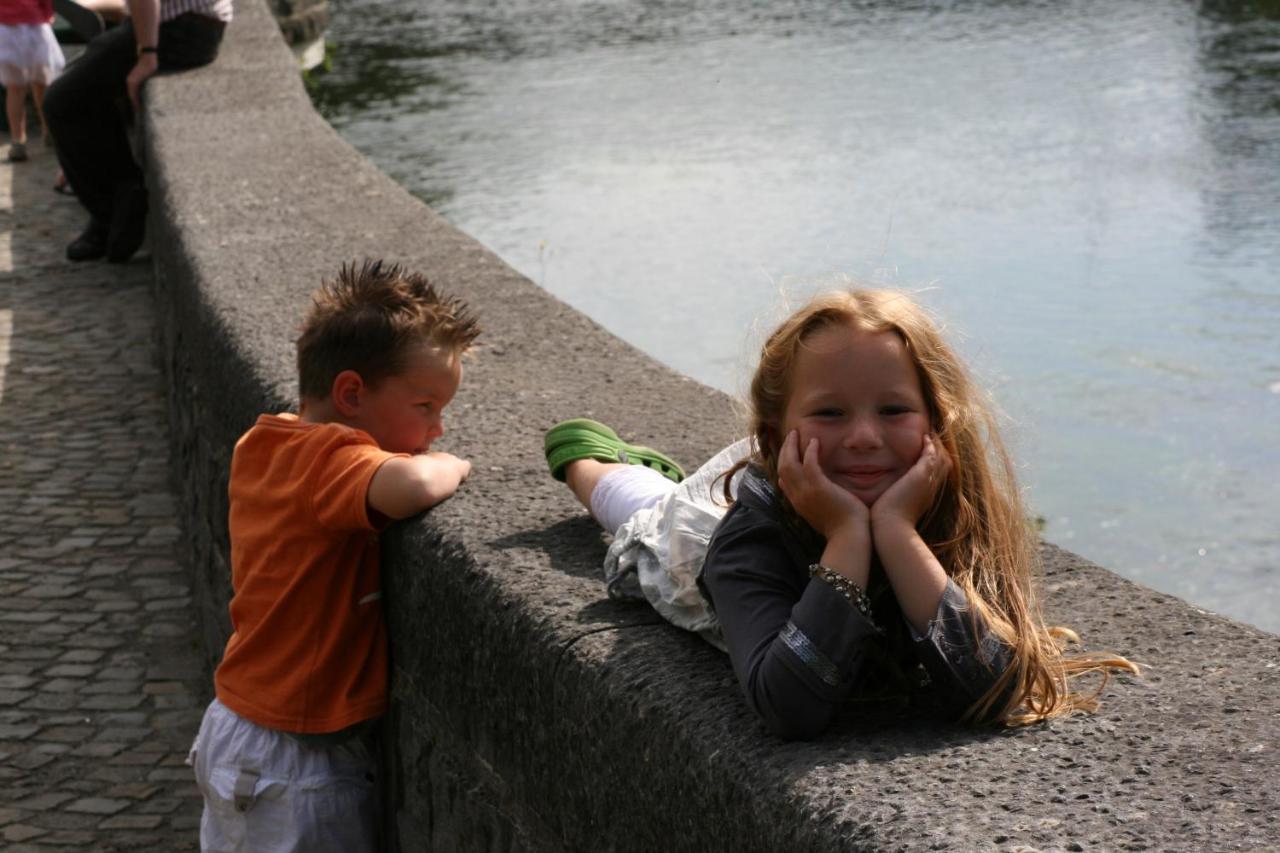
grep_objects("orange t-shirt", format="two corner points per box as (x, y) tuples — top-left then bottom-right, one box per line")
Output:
(214, 413), (404, 733)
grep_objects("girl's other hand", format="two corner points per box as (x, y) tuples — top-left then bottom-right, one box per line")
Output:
(777, 430), (870, 539)
(871, 434), (951, 529)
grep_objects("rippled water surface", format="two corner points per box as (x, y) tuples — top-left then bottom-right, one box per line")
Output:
(310, 0), (1280, 632)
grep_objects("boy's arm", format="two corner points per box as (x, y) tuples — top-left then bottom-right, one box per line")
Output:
(366, 452), (471, 521)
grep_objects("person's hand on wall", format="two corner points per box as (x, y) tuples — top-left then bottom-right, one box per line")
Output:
(126, 51), (158, 111)
(124, 0), (161, 111)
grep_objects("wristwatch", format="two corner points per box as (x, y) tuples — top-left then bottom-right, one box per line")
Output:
(137, 45), (158, 57)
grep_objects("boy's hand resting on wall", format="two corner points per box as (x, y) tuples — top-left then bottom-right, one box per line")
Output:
(367, 452), (472, 520)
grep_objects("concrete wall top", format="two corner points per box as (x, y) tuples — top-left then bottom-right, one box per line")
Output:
(142, 1), (1279, 850)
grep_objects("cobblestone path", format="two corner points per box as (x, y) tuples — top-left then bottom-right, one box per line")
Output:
(1, 145), (207, 849)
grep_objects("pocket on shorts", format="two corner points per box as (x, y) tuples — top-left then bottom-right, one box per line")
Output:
(289, 758), (378, 853)
(205, 765), (291, 815)
(200, 765), (297, 853)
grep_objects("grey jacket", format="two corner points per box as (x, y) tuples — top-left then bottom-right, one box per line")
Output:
(699, 466), (1013, 740)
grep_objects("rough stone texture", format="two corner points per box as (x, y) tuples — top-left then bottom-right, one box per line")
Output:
(136, 0), (1279, 850)
(0, 146), (207, 849)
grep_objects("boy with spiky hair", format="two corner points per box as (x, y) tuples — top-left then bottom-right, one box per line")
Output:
(188, 260), (480, 851)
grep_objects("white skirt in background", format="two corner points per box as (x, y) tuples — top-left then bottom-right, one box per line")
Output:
(0, 23), (66, 87)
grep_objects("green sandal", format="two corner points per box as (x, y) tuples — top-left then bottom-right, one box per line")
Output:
(545, 418), (686, 483)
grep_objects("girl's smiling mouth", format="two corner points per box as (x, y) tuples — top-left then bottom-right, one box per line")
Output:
(833, 466), (893, 485)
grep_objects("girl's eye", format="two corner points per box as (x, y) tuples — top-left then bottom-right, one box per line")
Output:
(813, 408), (843, 418)
(881, 406), (911, 416)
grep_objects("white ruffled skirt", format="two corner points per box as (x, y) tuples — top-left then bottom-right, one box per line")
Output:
(0, 23), (65, 87)
(594, 438), (754, 651)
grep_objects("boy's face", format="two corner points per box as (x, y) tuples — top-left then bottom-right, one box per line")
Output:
(353, 345), (461, 455)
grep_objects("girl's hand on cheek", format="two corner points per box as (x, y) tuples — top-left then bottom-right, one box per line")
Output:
(872, 434), (952, 529)
(777, 431), (869, 539)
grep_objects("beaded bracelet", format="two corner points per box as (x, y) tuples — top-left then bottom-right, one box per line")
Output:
(809, 563), (876, 624)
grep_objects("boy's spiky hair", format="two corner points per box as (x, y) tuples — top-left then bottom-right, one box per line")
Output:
(296, 259), (481, 399)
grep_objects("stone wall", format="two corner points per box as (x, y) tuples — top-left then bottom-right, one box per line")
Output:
(140, 0), (1279, 849)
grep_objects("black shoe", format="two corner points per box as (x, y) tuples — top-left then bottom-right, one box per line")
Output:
(106, 183), (148, 263)
(66, 223), (108, 262)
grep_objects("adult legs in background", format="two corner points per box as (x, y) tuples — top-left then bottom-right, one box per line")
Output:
(42, 22), (139, 260)
(43, 14), (224, 262)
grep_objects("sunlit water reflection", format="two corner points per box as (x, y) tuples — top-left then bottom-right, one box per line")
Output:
(310, 0), (1280, 632)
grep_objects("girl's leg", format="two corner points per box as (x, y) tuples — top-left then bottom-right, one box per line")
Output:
(547, 419), (685, 532)
(5, 84), (27, 144)
(564, 459), (626, 509)
(565, 458), (677, 534)
(30, 83), (46, 142)
(561, 438), (752, 534)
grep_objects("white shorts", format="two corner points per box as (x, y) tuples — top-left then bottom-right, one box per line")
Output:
(187, 699), (378, 853)
(595, 438), (753, 649)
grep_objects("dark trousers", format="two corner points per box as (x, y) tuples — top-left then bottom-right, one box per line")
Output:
(43, 14), (224, 228)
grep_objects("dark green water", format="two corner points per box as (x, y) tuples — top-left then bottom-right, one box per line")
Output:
(309, 0), (1280, 633)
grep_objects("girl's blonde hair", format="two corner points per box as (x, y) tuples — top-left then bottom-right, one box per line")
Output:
(727, 289), (1137, 726)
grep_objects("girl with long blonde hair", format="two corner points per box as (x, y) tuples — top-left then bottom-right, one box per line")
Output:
(545, 289), (1136, 739)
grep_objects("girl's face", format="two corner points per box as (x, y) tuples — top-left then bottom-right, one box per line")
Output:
(779, 323), (931, 506)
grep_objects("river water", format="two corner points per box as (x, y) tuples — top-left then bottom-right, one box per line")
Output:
(309, 0), (1280, 633)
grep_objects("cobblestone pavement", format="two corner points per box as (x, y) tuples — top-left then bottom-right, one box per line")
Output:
(1, 145), (207, 849)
